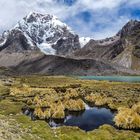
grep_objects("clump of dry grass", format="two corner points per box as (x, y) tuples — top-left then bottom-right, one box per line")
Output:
(132, 102), (140, 115)
(10, 87), (29, 96)
(85, 93), (112, 106)
(85, 93), (96, 103)
(49, 101), (65, 119)
(34, 101), (65, 119)
(64, 99), (85, 111)
(34, 107), (45, 119)
(51, 107), (65, 119)
(26, 98), (33, 105)
(114, 107), (140, 129)
(31, 88), (59, 107)
(64, 88), (79, 100)
(33, 95), (42, 106)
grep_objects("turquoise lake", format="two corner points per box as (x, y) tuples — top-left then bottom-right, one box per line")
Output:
(78, 76), (140, 82)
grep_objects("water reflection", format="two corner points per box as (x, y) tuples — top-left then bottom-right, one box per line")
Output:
(23, 104), (115, 131)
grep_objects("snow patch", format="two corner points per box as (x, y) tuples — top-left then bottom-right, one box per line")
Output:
(23, 32), (35, 48)
(79, 37), (91, 48)
(38, 43), (56, 55)
(0, 31), (9, 47)
(0, 38), (7, 47)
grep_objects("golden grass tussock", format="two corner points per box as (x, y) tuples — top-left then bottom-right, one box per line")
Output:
(33, 96), (53, 108)
(114, 107), (140, 129)
(10, 87), (31, 96)
(34, 101), (65, 119)
(85, 94), (97, 103)
(34, 107), (51, 119)
(26, 98), (33, 105)
(64, 99), (85, 111)
(10, 86), (57, 97)
(51, 104), (65, 119)
(33, 95), (42, 106)
(50, 101), (65, 118)
(34, 107), (45, 119)
(43, 109), (51, 119)
(0, 84), (9, 96)
(64, 88), (79, 100)
(29, 88), (59, 107)
(85, 93), (112, 106)
(132, 102), (140, 115)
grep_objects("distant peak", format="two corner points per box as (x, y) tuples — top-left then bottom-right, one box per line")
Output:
(118, 19), (140, 37)
(26, 11), (52, 17)
(126, 19), (139, 26)
(128, 19), (139, 23)
(24, 12), (56, 23)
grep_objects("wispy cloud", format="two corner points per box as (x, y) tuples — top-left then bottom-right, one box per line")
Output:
(0, 0), (140, 39)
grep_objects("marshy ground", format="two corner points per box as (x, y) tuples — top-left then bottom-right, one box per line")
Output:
(0, 75), (140, 140)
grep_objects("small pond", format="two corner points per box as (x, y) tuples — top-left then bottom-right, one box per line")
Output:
(23, 104), (115, 131)
(78, 76), (140, 83)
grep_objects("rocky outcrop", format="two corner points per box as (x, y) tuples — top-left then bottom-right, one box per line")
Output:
(72, 20), (140, 71)
(113, 20), (140, 70)
(72, 35), (123, 60)
(0, 29), (38, 53)
(133, 45), (140, 58)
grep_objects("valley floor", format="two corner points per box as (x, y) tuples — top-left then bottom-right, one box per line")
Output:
(0, 75), (140, 140)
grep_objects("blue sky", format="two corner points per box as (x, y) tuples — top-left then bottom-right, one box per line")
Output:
(0, 0), (140, 39)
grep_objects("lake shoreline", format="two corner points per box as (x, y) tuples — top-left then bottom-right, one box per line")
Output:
(77, 76), (140, 82)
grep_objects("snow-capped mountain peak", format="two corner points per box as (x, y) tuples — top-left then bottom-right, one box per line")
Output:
(14, 12), (76, 54)
(16, 12), (74, 33)
(0, 12), (80, 55)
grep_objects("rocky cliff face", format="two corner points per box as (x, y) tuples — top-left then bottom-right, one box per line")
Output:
(0, 12), (81, 56)
(113, 20), (140, 70)
(0, 29), (38, 53)
(72, 20), (140, 71)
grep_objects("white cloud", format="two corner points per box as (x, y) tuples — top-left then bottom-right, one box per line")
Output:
(0, 0), (139, 39)
(77, 0), (124, 10)
(67, 14), (129, 39)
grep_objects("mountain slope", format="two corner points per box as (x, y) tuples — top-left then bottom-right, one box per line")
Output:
(12, 54), (119, 75)
(72, 20), (140, 71)
(113, 20), (140, 70)
(73, 35), (122, 60)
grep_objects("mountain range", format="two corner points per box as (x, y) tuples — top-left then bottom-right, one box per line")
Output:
(0, 12), (140, 75)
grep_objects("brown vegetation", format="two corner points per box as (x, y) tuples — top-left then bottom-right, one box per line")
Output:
(114, 107), (140, 129)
